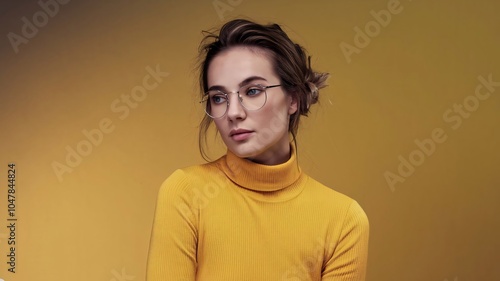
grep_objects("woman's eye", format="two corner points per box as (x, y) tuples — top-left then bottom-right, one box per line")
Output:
(211, 95), (226, 104)
(246, 87), (263, 97)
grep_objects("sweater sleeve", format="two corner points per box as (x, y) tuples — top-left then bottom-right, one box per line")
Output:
(322, 200), (369, 281)
(146, 170), (198, 281)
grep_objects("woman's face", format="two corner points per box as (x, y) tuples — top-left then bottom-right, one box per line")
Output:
(207, 47), (297, 165)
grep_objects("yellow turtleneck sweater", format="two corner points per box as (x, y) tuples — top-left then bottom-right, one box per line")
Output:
(146, 146), (369, 280)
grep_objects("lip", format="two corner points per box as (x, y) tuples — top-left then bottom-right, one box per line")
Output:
(229, 128), (254, 141)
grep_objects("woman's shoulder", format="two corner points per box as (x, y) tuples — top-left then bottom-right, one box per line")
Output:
(303, 175), (369, 230)
(180, 157), (228, 179)
(160, 159), (225, 190)
(304, 175), (351, 200)
(303, 174), (366, 214)
(155, 160), (227, 208)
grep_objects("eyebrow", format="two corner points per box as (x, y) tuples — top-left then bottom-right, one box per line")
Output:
(208, 76), (268, 91)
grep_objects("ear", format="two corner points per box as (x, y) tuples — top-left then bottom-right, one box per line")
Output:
(287, 94), (298, 115)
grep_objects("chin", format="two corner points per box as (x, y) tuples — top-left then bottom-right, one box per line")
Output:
(222, 134), (288, 163)
(227, 143), (262, 158)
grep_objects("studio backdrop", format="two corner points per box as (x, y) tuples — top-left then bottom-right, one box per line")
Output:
(0, 0), (499, 280)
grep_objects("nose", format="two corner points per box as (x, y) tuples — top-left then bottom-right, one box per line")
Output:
(226, 92), (246, 120)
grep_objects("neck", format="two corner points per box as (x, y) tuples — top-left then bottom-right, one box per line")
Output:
(245, 137), (292, 165)
(246, 145), (291, 165)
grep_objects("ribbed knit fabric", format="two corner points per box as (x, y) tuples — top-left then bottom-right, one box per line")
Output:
(146, 145), (369, 281)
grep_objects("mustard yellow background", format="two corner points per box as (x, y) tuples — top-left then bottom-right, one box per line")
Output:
(0, 0), (499, 280)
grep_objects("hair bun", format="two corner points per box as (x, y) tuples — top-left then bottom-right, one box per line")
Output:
(302, 70), (328, 112)
(305, 81), (318, 110)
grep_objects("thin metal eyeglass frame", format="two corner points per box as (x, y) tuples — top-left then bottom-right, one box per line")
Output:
(200, 84), (282, 119)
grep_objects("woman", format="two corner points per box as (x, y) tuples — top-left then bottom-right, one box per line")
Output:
(146, 19), (369, 281)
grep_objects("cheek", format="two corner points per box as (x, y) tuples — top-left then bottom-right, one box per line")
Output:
(213, 120), (225, 133)
(260, 103), (290, 132)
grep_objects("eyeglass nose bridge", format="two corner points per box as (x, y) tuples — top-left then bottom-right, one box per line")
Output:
(217, 91), (245, 119)
(224, 90), (244, 105)
(223, 91), (247, 119)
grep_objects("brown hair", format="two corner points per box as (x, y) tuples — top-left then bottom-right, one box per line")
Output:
(197, 19), (329, 161)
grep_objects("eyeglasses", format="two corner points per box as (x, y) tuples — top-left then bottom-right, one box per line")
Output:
(200, 84), (282, 119)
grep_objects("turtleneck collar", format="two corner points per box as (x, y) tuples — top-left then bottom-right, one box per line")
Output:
(216, 143), (303, 192)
